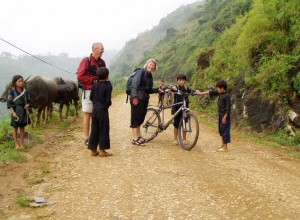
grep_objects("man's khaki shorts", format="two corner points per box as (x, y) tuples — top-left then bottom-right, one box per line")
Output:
(81, 90), (93, 113)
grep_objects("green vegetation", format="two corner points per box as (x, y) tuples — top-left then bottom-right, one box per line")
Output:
(16, 192), (30, 207)
(236, 129), (300, 158)
(0, 109), (60, 162)
(0, 141), (27, 162)
(0, 116), (10, 142)
(39, 165), (51, 174)
(111, 76), (127, 97)
(109, 0), (300, 155)
(0, 117), (28, 162)
(59, 119), (72, 131)
(109, 2), (202, 76)
(1, 0), (300, 157)
(207, 0), (300, 101)
(111, 0), (299, 103)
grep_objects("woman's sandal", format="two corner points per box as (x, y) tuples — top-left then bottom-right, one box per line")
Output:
(138, 137), (148, 144)
(132, 137), (146, 146)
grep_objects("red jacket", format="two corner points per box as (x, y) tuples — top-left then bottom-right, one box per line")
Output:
(77, 54), (106, 90)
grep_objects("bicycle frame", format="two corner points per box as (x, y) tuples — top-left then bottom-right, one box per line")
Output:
(156, 93), (190, 131)
(142, 90), (199, 150)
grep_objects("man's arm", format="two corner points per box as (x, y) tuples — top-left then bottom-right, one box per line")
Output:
(77, 58), (97, 86)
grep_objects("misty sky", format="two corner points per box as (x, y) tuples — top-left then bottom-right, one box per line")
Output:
(0, 0), (198, 58)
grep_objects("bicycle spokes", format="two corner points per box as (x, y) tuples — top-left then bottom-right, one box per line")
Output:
(140, 108), (161, 141)
(178, 112), (199, 150)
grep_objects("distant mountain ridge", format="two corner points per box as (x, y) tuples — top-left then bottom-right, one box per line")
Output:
(109, 1), (202, 76)
(0, 49), (118, 118)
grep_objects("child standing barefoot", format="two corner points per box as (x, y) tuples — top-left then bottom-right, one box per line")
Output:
(196, 80), (231, 152)
(7, 75), (31, 149)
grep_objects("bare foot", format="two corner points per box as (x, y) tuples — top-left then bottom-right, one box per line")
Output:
(218, 147), (228, 152)
(15, 144), (21, 149)
(99, 150), (113, 157)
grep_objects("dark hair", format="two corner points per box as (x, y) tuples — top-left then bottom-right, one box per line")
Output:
(176, 74), (187, 81)
(97, 67), (109, 80)
(216, 80), (227, 90)
(12, 75), (23, 86)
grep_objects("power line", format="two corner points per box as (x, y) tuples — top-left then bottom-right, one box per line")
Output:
(0, 37), (74, 75)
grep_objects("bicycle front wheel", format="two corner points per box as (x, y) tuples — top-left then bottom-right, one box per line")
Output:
(140, 108), (161, 142)
(178, 111), (199, 150)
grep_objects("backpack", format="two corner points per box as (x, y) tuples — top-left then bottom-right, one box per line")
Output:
(76, 57), (91, 90)
(125, 68), (143, 103)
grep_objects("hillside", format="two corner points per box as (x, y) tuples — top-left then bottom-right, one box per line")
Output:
(109, 1), (203, 76)
(2, 0), (300, 143)
(109, 0), (300, 144)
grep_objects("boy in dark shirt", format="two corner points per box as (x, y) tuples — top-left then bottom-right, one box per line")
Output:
(170, 74), (195, 145)
(88, 67), (113, 157)
(196, 80), (231, 152)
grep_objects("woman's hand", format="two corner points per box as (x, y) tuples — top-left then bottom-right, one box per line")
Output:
(158, 88), (164, 93)
(133, 98), (139, 106)
(24, 104), (30, 110)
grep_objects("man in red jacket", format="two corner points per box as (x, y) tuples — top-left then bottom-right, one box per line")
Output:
(77, 42), (106, 146)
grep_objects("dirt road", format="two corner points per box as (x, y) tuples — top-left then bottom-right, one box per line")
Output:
(1, 94), (300, 219)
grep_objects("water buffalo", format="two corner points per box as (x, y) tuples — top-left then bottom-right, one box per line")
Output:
(0, 76), (58, 126)
(53, 77), (79, 121)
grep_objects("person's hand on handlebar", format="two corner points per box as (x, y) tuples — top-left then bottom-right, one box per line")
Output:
(158, 88), (165, 93)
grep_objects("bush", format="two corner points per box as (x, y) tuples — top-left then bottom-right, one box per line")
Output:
(247, 53), (298, 99)
(0, 117), (10, 142)
(293, 72), (300, 94)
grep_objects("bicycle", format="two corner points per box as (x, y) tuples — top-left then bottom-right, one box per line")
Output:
(140, 90), (199, 150)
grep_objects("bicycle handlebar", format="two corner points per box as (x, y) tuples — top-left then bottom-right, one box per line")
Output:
(159, 90), (196, 97)
(175, 90), (196, 96)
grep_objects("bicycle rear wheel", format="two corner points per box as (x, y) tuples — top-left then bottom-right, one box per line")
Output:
(140, 108), (161, 141)
(178, 111), (199, 150)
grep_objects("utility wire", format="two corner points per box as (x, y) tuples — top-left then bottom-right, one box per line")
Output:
(0, 37), (74, 75)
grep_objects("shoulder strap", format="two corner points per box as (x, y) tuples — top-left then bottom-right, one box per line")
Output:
(13, 89), (18, 99)
(87, 56), (91, 68)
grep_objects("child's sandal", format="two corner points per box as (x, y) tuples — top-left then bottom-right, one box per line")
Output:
(132, 138), (145, 146)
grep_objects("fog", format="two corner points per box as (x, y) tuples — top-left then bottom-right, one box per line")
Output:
(0, 0), (198, 58)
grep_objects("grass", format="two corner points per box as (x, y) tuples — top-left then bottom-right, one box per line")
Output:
(39, 165), (51, 174)
(59, 120), (72, 131)
(0, 108), (65, 162)
(16, 192), (30, 207)
(0, 116), (45, 162)
(169, 86), (300, 158)
(27, 176), (44, 186)
(0, 141), (27, 162)
(251, 131), (300, 158)
(190, 96), (300, 158)
(0, 116), (10, 142)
